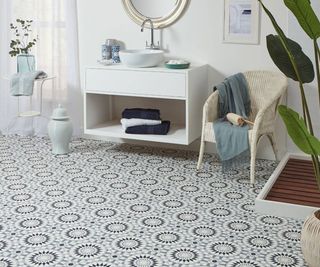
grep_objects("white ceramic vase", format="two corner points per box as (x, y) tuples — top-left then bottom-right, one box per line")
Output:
(301, 210), (320, 267)
(48, 105), (73, 155)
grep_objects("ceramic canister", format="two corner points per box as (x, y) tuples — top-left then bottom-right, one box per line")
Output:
(111, 45), (121, 63)
(105, 39), (116, 60)
(101, 44), (108, 60)
(48, 104), (73, 155)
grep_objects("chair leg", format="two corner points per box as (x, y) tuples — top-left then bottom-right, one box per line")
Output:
(267, 133), (278, 160)
(250, 148), (257, 186)
(197, 139), (206, 170)
(250, 151), (256, 186)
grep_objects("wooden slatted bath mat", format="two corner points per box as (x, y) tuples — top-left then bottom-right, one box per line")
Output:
(266, 158), (320, 207)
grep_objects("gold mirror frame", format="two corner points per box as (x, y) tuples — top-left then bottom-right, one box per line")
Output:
(122, 0), (189, 29)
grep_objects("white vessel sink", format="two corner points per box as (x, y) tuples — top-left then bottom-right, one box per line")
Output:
(119, 49), (164, 68)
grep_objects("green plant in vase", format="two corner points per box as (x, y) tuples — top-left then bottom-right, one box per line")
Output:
(9, 19), (38, 73)
(258, 0), (320, 190)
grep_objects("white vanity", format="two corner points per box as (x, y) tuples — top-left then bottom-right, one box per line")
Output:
(84, 64), (208, 145)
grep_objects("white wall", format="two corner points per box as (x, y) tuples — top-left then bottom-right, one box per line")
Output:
(77, 0), (290, 159)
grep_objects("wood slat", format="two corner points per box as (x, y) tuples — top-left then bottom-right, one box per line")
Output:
(265, 158), (320, 207)
(278, 172), (317, 181)
(286, 161), (314, 167)
(272, 181), (317, 190)
(289, 159), (313, 165)
(270, 187), (320, 196)
(267, 192), (320, 204)
(284, 167), (314, 172)
(266, 196), (320, 207)
(281, 169), (316, 176)
(281, 170), (315, 177)
(285, 162), (314, 168)
(275, 176), (317, 185)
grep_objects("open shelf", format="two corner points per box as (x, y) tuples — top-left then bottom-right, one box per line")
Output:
(19, 110), (41, 117)
(85, 93), (188, 144)
(85, 120), (187, 145)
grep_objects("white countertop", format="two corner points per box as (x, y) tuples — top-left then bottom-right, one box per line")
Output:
(87, 62), (208, 73)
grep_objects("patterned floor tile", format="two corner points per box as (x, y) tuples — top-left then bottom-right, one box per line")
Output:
(0, 135), (306, 266)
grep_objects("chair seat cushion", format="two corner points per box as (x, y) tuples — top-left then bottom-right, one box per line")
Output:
(204, 122), (253, 143)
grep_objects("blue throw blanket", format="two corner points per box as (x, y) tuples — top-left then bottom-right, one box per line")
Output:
(213, 73), (251, 171)
(10, 71), (47, 96)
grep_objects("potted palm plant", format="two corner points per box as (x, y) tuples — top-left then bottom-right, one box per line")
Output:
(9, 19), (37, 73)
(257, 0), (320, 266)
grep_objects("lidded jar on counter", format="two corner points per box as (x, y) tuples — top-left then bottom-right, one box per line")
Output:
(102, 39), (117, 60)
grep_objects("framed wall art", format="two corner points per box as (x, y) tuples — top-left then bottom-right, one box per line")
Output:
(223, 0), (260, 44)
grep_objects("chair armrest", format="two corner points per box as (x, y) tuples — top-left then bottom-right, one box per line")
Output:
(251, 96), (280, 142)
(203, 91), (219, 124)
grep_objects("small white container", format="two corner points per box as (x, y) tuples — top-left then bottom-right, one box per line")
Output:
(48, 105), (73, 155)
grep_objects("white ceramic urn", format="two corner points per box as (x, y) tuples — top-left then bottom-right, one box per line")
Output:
(48, 104), (73, 154)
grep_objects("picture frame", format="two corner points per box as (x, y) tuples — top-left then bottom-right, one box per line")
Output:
(223, 0), (260, 44)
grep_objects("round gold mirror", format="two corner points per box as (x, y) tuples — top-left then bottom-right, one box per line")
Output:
(122, 0), (189, 29)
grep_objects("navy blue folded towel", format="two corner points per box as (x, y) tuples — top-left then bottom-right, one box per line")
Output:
(125, 121), (171, 135)
(122, 108), (161, 120)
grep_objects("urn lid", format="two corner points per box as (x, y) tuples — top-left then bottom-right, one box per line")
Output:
(51, 104), (70, 120)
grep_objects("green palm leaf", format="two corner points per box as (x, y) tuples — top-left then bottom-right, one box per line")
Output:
(284, 0), (320, 40)
(278, 105), (320, 155)
(267, 35), (315, 83)
(258, 0), (315, 84)
(258, 1), (289, 46)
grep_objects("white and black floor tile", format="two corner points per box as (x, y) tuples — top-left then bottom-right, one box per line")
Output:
(0, 136), (306, 266)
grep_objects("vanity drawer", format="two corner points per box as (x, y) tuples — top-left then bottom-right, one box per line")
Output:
(85, 68), (186, 98)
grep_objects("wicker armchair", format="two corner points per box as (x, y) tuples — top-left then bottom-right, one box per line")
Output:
(197, 71), (288, 185)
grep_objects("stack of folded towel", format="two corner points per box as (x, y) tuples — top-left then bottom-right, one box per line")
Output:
(120, 108), (170, 135)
